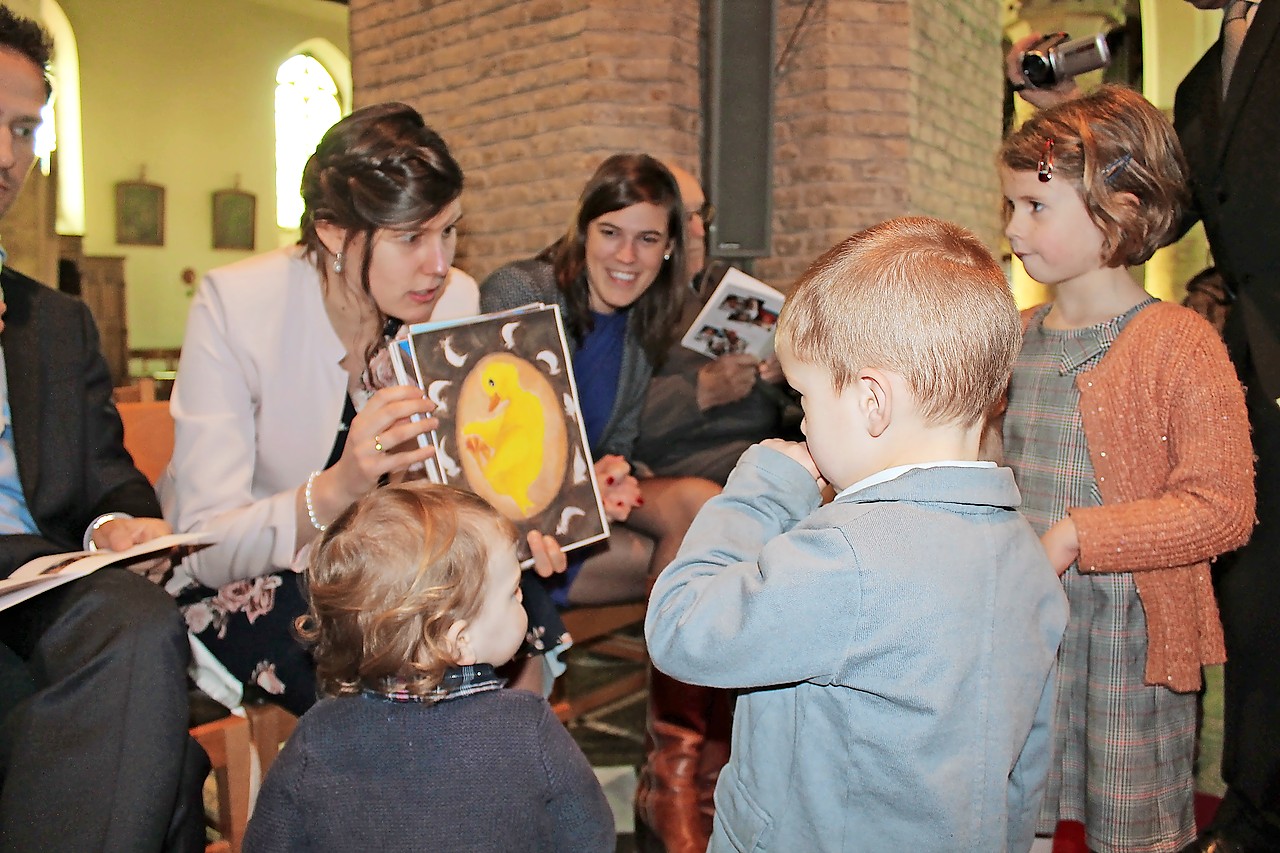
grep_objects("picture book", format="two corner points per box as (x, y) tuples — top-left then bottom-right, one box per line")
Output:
(391, 303), (610, 563)
(0, 532), (212, 612)
(680, 266), (785, 360)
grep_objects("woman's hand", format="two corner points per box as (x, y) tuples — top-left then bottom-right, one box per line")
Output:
(1041, 515), (1081, 577)
(309, 386), (438, 529)
(596, 455), (642, 522)
(526, 531), (567, 578)
(1006, 33), (1081, 110)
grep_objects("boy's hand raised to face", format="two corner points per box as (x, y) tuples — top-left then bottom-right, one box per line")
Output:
(759, 438), (828, 490)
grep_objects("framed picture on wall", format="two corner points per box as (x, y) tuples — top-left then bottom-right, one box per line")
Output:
(212, 189), (256, 251)
(115, 181), (165, 246)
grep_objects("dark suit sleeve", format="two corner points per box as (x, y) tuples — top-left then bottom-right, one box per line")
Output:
(0, 281), (159, 579)
(73, 299), (161, 522)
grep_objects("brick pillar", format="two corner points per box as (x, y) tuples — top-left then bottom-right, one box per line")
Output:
(759, 0), (1005, 286)
(349, 0), (700, 279)
(350, 0), (1003, 286)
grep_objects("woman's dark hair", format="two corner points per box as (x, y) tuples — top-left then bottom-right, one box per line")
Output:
(541, 153), (688, 364)
(299, 102), (464, 322)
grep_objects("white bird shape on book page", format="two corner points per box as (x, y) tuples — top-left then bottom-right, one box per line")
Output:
(441, 336), (467, 368)
(427, 380), (451, 411)
(563, 393), (577, 419)
(573, 448), (589, 485)
(535, 350), (561, 375)
(556, 506), (585, 536)
(436, 439), (461, 479)
(501, 321), (520, 350)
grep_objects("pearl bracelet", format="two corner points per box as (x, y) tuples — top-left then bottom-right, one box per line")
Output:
(305, 470), (326, 532)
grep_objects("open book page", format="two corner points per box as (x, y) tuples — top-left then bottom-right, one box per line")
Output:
(680, 267), (785, 360)
(398, 304), (609, 563)
(0, 532), (213, 612)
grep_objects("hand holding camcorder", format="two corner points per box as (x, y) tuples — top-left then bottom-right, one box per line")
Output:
(1017, 32), (1111, 90)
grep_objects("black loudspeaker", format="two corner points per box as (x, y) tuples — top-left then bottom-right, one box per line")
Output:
(705, 0), (775, 258)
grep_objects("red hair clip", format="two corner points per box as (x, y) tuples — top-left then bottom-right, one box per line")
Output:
(1037, 138), (1055, 183)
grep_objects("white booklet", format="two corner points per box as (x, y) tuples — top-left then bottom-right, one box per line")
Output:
(680, 267), (785, 360)
(0, 532), (212, 612)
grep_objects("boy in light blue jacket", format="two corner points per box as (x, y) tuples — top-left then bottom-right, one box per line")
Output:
(646, 216), (1068, 853)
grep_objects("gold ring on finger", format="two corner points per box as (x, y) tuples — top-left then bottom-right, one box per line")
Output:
(373, 435), (385, 453)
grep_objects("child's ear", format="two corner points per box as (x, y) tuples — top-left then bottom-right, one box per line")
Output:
(858, 368), (892, 438)
(445, 619), (475, 666)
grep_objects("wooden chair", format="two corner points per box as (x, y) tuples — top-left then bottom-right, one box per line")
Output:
(115, 400), (175, 484)
(112, 376), (157, 404)
(552, 601), (649, 724)
(189, 715), (253, 853)
(117, 401), (298, 849)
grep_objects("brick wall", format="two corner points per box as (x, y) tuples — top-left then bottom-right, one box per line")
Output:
(350, 0), (1003, 288)
(758, 0), (1004, 287)
(350, 0), (700, 280)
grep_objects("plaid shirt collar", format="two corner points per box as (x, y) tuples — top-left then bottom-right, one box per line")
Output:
(362, 664), (506, 705)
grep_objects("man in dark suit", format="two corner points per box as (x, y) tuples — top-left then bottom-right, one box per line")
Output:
(0, 7), (203, 851)
(1174, 3), (1280, 849)
(1010, 6), (1280, 848)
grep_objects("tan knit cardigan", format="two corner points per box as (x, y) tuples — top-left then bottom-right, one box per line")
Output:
(1061, 301), (1255, 692)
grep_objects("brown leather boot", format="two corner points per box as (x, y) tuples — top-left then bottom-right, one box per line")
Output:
(635, 669), (713, 853)
(695, 687), (733, 837)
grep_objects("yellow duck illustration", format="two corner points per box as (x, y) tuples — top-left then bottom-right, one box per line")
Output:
(462, 360), (545, 515)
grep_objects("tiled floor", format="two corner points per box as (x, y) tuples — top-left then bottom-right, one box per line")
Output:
(556, 630), (649, 853)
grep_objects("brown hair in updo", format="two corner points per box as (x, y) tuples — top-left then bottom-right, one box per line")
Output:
(298, 102), (464, 322)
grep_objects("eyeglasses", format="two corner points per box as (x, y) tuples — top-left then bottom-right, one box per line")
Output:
(687, 202), (716, 228)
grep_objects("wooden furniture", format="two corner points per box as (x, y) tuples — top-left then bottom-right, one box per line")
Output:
(78, 255), (129, 385)
(117, 399), (298, 850)
(552, 601), (649, 724)
(243, 700), (298, 777)
(113, 377), (157, 404)
(114, 399), (174, 483)
(189, 715), (253, 853)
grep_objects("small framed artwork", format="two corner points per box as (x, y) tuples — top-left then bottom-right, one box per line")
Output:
(212, 189), (256, 251)
(115, 181), (165, 246)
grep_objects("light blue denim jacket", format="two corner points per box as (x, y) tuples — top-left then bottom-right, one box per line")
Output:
(647, 446), (1068, 852)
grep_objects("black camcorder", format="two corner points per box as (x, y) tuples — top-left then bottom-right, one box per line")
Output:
(1019, 32), (1111, 89)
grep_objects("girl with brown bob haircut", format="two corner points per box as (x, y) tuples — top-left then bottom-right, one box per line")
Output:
(1000, 84), (1189, 267)
(998, 84), (1254, 853)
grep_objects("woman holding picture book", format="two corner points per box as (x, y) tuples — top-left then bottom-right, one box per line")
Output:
(159, 103), (567, 713)
(481, 153), (721, 608)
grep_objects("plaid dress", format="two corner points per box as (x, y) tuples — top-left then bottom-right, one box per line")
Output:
(1005, 300), (1197, 853)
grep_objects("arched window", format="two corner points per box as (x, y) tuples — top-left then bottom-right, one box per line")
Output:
(275, 54), (342, 229)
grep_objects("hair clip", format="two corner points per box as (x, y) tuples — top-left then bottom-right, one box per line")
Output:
(1037, 139), (1055, 183)
(1101, 153), (1133, 185)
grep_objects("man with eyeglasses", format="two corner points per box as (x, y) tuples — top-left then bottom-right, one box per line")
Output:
(633, 166), (795, 486)
(632, 163), (797, 853)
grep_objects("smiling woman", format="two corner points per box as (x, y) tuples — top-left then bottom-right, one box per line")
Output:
(480, 154), (721, 610)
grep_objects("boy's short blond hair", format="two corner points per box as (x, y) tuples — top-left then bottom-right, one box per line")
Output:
(775, 216), (1020, 428)
(999, 84), (1190, 268)
(297, 482), (518, 699)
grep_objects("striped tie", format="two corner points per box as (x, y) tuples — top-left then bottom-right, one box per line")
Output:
(1222, 0), (1258, 96)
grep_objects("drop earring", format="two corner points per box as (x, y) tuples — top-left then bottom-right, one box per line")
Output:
(333, 251), (345, 275)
